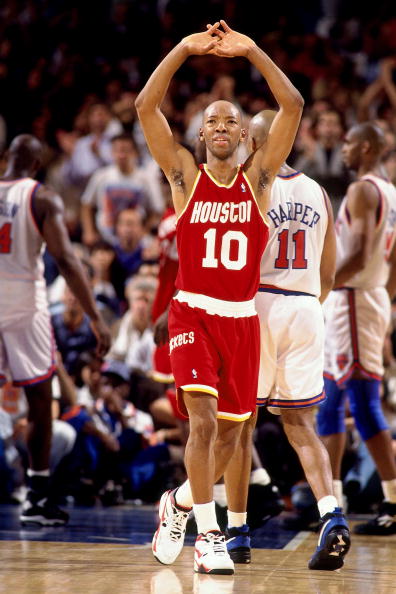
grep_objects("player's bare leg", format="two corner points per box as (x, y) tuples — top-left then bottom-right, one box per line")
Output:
(25, 378), (52, 472)
(20, 378), (69, 526)
(320, 432), (347, 481)
(281, 407), (350, 570)
(281, 408), (333, 500)
(152, 390), (237, 573)
(224, 415), (254, 514)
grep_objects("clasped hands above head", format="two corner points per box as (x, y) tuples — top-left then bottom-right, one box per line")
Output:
(182, 19), (255, 58)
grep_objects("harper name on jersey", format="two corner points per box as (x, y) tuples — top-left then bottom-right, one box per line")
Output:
(175, 164), (268, 302)
(267, 200), (321, 229)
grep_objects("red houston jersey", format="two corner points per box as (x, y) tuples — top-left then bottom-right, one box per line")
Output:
(151, 206), (178, 322)
(175, 164), (268, 301)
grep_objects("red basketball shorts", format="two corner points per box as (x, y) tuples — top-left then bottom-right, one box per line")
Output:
(168, 298), (260, 422)
(152, 343), (174, 383)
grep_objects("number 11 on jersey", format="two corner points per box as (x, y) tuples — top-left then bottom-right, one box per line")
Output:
(275, 229), (307, 269)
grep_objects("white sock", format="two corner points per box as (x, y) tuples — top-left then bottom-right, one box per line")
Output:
(250, 468), (271, 486)
(333, 479), (343, 508)
(193, 501), (219, 534)
(381, 479), (396, 504)
(27, 469), (50, 477)
(213, 483), (228, 508)
(174, 481), (194, 509)
(227, 510), (247, 528)
(317, 495), (339, 518)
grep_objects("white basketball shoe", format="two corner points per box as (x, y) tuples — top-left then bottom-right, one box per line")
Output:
(152, 489), (191, 565)
(194, 530), (235, 575)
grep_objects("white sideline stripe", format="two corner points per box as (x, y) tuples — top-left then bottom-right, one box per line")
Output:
(282, 530), (311, 551)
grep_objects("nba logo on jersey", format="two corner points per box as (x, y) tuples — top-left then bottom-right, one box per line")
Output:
(240, 183), (246, 192)
(336, 354), (348, 371)
(192, 368), (198, 379)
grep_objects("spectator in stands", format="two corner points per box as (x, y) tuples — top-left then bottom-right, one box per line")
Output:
(112, 208), (159, 288)
(293, 108), (351, 213)
(61, 103), (122, 194)
(81, 134), (163, 246)
(52, 284), (98, 377)
(89, 240), (121, 324)
(108, 275), (157, 375)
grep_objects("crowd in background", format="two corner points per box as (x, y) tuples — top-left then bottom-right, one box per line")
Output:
(1, 0), (396, 523)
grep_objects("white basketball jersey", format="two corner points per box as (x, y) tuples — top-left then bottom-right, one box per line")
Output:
(0, 178), (45, 282)
(260, 172), (329, 297)
(336, 173), (396, 289)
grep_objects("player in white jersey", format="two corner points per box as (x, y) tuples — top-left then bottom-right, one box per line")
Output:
(0, 135), (111, 525)
(223, 111), (350, 571)
(317, 122), (396, 535)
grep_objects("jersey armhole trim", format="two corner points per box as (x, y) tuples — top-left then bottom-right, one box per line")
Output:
(176, 170), (202, 221)
(320, 185), (330, 224)
(29, 182), (43, 236)
(362, 177), (384, 228)
(242, 171), (269, 228)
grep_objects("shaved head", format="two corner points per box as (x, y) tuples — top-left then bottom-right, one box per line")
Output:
(248, 110), (277, 150)
(203, 100), (242, 125)
(8, 134), (43, 173)
(348, 123), (386, 156)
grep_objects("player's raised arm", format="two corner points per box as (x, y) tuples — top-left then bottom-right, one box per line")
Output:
(135, 24), (220, 203)
(213, 21), (303, 203)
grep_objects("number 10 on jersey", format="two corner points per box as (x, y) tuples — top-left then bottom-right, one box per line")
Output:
(202, 228), (248, 270)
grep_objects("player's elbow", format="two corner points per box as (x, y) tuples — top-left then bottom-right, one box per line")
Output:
(135, 90), (153, 115)
(290, 92), (304, 113)
(320, 260), (335, 292)
(321, 272), (335, 294)
(134, 91), (145, 115)
(134, 91), (144, 112)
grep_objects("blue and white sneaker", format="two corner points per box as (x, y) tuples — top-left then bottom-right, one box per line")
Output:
(308, 507), (350, 570)
(225, 524), (251, 564)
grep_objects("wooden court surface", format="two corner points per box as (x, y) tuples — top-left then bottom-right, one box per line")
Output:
(1, 527), (395, 594)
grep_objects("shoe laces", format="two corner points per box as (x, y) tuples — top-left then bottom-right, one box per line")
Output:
(169, 505), (189, 541)
(204, 531), (227, 555)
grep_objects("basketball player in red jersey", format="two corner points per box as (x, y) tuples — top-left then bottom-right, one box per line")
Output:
(151, 186), (178, 385)
(135, 20), (303, 574)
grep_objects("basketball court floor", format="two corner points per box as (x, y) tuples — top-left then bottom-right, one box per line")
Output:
(0, 504), (395, 593)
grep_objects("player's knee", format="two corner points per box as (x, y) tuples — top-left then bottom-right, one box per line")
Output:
(316, 378), (346, 436)
(347, 379), (389, 440)
(281, 408), (317, 449)
(189, 414), (217, 445)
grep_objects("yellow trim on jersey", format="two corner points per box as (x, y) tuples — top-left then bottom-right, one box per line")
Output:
(149, 371), (175, 384)
(217, 410), (252, 422)
(176, 170), (202, 221)
(203, 163), (241, 188)
(181, 384), (218, 398)
(242, 171), (269, 228)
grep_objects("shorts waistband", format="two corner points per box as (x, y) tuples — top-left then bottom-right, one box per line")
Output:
(174, 290), (257, 317)
(258, 284), (315, 297)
